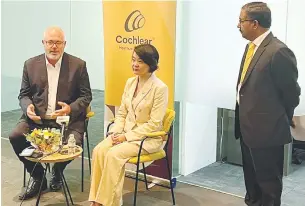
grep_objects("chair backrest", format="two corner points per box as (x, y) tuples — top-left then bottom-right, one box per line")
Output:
(162, 109), (175, 141)
(86, 105), (95, 120)
(86, 105), (92, 114)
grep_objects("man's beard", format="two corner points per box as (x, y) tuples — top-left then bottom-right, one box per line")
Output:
(48, 52), (60, 60)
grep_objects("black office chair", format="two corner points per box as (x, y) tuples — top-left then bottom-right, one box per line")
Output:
(292, 139), (305, 165)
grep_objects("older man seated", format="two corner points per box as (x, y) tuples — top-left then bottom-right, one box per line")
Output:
(9, 26), (92, 200)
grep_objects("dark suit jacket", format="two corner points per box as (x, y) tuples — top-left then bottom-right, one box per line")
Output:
(18, 52), (92, 133)
(235, 32), (301, 148)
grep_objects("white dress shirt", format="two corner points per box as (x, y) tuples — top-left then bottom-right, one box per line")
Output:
(237, 30), (271, 104)
(252, 30), (271, 55)
(45, 56), (62, 115)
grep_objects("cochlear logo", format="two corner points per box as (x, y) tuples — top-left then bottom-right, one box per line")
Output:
(124, 10), (145, 32)
(116, 10), (153, 49)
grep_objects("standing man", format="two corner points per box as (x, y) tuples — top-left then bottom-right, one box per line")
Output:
(235, 2), (301, 206)
(9, 26), (92, 200)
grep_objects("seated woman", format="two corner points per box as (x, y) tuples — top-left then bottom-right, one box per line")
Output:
(88, 44), (168, 206)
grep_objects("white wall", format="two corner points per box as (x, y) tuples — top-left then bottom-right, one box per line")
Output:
(180, 102), (217, 175)
(173, 0), (187, 102)
(177, 0), (305, 176)
(1, 1), (72, 111)
(179, 0), (288, 110)
(286, 0), (305, 115)
(70, 0), (104, 91)
(1, 0), (105, 112)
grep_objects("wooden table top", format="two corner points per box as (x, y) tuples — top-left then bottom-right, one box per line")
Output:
(26, 145), (83, 163)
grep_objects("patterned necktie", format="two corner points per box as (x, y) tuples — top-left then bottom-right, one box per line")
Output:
(239, 42), (256, 84)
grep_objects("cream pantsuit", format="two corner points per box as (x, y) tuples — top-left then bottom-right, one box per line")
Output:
(88, 137), (147, 206)
(89, 73), (168, 206)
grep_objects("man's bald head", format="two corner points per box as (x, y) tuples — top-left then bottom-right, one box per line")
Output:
(43, 26), (65, 41)
(42, 26), (66, 66)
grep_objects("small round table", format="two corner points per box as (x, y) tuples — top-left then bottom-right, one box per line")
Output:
(25, 145), (83, 206)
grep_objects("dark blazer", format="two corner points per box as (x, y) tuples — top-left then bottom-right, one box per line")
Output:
(18, 52), (92, 133)
(235, 32), (301, 148)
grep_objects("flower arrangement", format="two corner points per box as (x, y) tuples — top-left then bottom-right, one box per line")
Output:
(24, 128), (62, 154)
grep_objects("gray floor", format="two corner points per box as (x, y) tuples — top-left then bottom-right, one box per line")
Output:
(178, 162), (305, 206)
(1, 138), (245, 206)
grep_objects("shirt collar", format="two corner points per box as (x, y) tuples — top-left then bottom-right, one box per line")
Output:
(45, 54), (63, 68)
(252, 30), (271, 48)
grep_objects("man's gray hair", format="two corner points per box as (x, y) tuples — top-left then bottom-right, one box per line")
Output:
(242, 2), (272, 28)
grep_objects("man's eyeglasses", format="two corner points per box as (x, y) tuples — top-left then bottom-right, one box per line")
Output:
(44, 40), (65, 47)
(239, 19), (254, 24)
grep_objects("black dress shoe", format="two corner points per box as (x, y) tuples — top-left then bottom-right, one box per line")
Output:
(50, 172), (63, 191)
(292, 155), (302, 165)
(19, 177), (47, 200)
(245, 193), (262, 206)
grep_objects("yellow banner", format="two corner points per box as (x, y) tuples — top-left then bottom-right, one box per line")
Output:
(103, 1), (176, 109)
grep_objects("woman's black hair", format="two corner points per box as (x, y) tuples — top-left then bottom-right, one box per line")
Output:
(134, 44), (159, 72)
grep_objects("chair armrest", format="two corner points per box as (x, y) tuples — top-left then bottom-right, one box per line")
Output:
(145, 131), (167, 137)
(134, 131), (167, 164)
(140, 136), (153, 144)
(139, 131), (167, 145)
(137, 136), (153, 161)
(86, 111), (95, 118)
(106, 119), (116, 134)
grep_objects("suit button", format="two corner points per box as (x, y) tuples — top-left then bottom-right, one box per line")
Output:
(240, 94), (244, 97)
